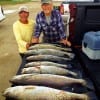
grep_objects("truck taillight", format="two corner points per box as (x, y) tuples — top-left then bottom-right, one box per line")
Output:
(60, 4), (64, 15)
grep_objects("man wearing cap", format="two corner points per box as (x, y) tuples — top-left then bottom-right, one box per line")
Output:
(13, 5), (35, 58)
(32, 0), (71, 46)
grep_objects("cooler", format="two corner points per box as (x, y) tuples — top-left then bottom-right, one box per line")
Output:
(82, 31), (100, 60)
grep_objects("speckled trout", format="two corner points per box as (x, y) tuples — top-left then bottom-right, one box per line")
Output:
(25, 49), (75, 59)
(29, 43), (72, 52)
(10, 74), (86, 88)
(25, 61), (71, 69)
(21, 65), (77, 77)
(3, 85), (89, 100)
(26, 55), (71, 62)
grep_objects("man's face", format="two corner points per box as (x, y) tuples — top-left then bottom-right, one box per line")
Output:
(41, 3), (53, 16)
(19, 11), (29, 22)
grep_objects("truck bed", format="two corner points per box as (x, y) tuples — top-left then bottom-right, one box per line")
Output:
(5, 44), (99, 100)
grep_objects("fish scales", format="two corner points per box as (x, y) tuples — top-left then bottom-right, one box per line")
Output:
(3, 85), (89, 100)
(29, 43), (72, 52)
(10, 74), (86, 88)
(26, 55), (71, 62)
(25, 61), (70, 69)
(21, 65), (77, 77)
(25, 49), (75, 59)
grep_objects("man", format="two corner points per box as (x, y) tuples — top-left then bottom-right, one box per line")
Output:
(13, 6), (35, 58)
(32, 0), (71, 46)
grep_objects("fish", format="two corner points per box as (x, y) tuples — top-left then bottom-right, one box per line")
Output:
(25, 49), (75, 59)
(29, 43), (72, 52)
(10, 74), (87, 89)
(21, 65), (77, 77)
(26, 55), (72, 62)
(3, 85), (89, 100)
(25, 61), (71, 69)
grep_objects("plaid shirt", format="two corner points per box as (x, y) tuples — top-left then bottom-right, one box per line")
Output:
(33, 10), (66, 43)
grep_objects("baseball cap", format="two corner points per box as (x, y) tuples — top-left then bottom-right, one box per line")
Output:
(41, 0), (52, 4)
(18, 5), (29, 13)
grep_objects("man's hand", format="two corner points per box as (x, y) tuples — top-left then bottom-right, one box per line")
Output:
(60, 39), (71, 47)
(31, 37), (39, 44)
(26, 43), (31, 50)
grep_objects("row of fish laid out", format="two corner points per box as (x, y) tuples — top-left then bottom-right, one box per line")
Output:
(3, 73), (90, 99)
(3, 44), (90, 100)
(25, 43), (75, 61)
(24, 43), (77, 77)
(3, 85), (90, 100)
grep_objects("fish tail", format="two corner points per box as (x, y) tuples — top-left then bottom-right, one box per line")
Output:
(69, 71), (78, 77)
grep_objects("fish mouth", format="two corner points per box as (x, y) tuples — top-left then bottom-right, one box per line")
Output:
(9, 79), (13, 83)
(2, 88), (12, 98)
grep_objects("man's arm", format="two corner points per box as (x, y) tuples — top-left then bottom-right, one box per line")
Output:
(13, 23), (29, 50)
(32, 14), (42, 44)
(56, 11), (71, 46)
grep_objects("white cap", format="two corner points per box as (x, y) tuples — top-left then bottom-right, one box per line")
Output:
(18, 5), (29, 13)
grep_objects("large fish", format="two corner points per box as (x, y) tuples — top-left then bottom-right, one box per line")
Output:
(25, 49), (75, 59)
(26, 55), (71, 62)
(29, 43), (72, 52)
(21, 65), (77, 77)
(3, 85), (89, 100)
(10, 74), (86, 88)
(25, 61), (71, 69)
